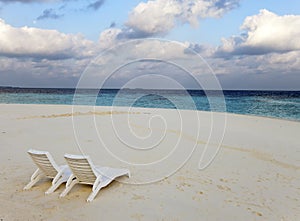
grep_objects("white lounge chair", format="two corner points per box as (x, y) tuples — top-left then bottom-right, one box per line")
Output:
(60, 154), (130, 202)
(24, 149), (71, 194)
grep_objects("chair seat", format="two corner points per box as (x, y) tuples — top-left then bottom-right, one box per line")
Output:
(60, 154), (130, 202)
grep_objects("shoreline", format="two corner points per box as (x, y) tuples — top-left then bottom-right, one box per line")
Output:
(1, 102), (299, 123)
(0, 104), (299, 220)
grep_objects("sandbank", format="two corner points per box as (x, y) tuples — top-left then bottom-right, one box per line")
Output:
(0, 104), (299, 220)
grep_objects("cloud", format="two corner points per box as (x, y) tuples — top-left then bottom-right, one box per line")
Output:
(37, 8), (64, 20)
(87, 0), (105, 10)
(216, 9), (300, 56)
(80, 38), (233, 90)
(1, 2), (299, 89)
(0, 0), (53, 3)
(98, 28), (122, 49)
(0, 57), (87, 87)
(92, 5), (300, 91)
(0, 19), (96, 60)
(98, 0), (240, 47)
(207, 47), (300, 89)
(125, 0), (240, 37)
(184, 43), (215, 57)
(116, 28), (152, 40)
(109, 22), (116, 28)
(0, 0), (82, 3)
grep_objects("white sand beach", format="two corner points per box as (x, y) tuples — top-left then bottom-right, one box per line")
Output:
(0, 104), (299, 220)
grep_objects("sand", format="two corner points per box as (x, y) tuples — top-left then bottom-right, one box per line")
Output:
(0, 104), (299, 220)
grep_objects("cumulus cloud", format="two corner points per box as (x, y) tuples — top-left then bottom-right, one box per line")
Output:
(98, 0), (240, 48)
(98, 28), (122, 49)
(0, 19), (96, 60)
(216, 9), (300, 56)
(125, 0), (239, 37)
(37, 8), (64, 20)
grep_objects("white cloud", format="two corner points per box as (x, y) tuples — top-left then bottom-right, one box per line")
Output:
(126, 0), (180, 36)
(98, 0), (240, 49)
(217, 9), (300, 55)
(124, 0), (239, 37)
(98, 28), (122, 49)
(242, 9), (300, 52)
(0, 19), (96, 60)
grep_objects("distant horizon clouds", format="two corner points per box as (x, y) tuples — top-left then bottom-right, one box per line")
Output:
(0, 0), (299, 89)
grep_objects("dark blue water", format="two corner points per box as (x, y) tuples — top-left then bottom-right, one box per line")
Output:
(0, 87), (299, 121)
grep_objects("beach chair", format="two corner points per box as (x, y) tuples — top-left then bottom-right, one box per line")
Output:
(24, 149), (71, 194)
(60, 154), (130, 202)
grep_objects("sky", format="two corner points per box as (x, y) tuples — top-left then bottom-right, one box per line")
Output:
(0, 0), (299, 90)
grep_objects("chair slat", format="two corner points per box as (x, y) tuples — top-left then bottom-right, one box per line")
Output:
(64, 155), (97, 183)
(28, 150), (59, 178)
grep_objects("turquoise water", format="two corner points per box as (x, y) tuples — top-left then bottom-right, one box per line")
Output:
(0, 88), (299, 121)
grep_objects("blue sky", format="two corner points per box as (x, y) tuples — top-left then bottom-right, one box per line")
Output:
(0, 0), (299, 89)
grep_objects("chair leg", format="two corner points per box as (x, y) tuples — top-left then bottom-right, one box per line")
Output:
(126, 170), (130, 178)
(86, 170), (131, 202)
(59, 175), (78, 197)
(87, 184), (103, 202)
(23, 168), (43, 190)
(87, 179), (112, 202)
(45, 177), (65, 194)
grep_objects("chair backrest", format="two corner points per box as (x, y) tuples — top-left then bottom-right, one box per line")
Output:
(27, 149), (59, 178)
(64, 154), (97, 184)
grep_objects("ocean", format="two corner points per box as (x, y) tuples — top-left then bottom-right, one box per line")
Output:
(0, 87), (299, 121)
